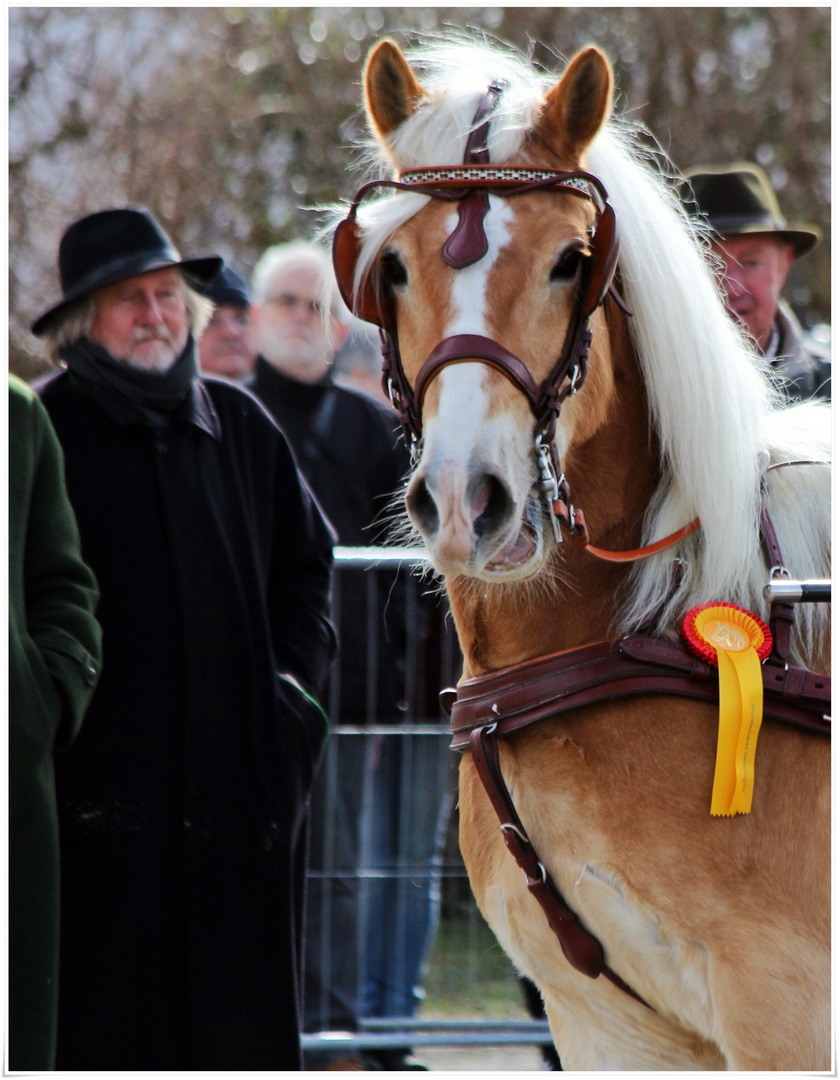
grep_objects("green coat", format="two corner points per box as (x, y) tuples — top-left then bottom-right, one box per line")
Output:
(8, 374), (102, 1070)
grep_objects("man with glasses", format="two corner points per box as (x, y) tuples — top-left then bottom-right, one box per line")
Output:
(249, 241), (406, 545)
(249, 242), (436, 1070)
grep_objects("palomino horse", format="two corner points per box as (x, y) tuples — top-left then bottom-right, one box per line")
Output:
(332, 38), (831, 1070)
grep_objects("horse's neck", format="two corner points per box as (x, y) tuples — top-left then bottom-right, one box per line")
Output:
(450, 310), (660, 677)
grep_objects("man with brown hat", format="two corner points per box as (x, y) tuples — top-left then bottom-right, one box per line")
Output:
(681, 162), (830, 401)
(31, 207), (336, 1070)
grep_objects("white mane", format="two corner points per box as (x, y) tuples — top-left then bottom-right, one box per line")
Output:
(338, 38), (831, 665)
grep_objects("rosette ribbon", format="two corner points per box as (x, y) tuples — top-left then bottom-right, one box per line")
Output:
(683, 603), (773, 816)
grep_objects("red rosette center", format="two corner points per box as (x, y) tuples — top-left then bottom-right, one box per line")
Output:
(682, 602), (772, 667)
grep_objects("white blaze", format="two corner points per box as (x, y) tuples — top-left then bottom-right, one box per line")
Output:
(413, 196), (533, 572)
(427, 196), (516, 445)
(445, 196), (514, 337)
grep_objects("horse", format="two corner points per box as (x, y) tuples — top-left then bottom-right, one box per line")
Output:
(331, 37), (831, 1070)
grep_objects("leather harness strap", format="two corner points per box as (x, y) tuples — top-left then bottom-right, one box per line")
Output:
(448, 634), (830, 749)
(759, 505), (795, 663)
(469, 724), (651, 1007)
(415, 334), (544, 417)
(441, 80), (507, 269)
(552, 507), (702, 564)
(451, 635), (829, 1012)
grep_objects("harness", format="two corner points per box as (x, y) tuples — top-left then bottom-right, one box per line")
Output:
(441, 502), (829, 1007)
(333, 86), (831, 1009)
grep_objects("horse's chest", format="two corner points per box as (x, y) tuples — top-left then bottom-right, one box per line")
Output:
(459, 740), (717, 1042)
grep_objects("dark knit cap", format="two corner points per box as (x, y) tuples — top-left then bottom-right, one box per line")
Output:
(197, 262), (251, 307)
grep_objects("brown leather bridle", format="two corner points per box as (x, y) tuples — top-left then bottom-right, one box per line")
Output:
(332, 162), (704, 562)
(332, 81), (624, 460)
(333, 165), (621, 453)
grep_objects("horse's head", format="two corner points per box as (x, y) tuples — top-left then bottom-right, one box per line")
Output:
(335, 40), (623, 582)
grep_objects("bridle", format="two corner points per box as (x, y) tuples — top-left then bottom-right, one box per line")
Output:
(333, 163), (620, 449)
(335, 175), (621, 419)
(331, 81), (638, 544)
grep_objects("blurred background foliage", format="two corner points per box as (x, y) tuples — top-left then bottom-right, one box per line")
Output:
(9, 6), (830, 379)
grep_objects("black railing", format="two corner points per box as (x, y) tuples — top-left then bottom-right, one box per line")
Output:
(301, 548), (552, 1065)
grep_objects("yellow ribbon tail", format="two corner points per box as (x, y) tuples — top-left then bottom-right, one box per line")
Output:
(709, 645), (764, 817)
(727, 647), (763, 815)
(710, 650), (739, 815)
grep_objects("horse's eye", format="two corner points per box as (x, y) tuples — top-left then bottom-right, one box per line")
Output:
(380, 251), (408, 289)
(550, 249), (584, 283)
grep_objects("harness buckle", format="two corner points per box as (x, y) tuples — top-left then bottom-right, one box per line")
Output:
(500, 821), (531, 846)
(536, 438), (564, 544)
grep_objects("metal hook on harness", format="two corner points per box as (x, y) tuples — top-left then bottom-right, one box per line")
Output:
(536, 437), (564, 543)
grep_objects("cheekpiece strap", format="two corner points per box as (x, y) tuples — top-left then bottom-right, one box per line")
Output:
(759, 505), (794, 662)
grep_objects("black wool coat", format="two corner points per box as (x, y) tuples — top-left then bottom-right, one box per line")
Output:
(39, 370), (336, 1071)
(247, 359), (409, 546)
(247, 359), (411, 721)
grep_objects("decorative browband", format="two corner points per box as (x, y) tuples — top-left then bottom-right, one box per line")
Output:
(397, 166), (596, 194)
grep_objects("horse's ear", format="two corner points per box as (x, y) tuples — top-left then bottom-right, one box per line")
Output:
(365, 39), (426, 139)
(539, 46), (613, 159)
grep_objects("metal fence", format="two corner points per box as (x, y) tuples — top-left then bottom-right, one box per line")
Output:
(300, 548), (552, 1067)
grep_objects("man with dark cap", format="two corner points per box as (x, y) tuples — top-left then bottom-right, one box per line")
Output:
(197, 260), (257, 380)
(31, 206), (336, 1070)
(681, 162), (830, 401)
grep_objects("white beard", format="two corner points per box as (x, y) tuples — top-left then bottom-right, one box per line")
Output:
(114, 331), (186, 373)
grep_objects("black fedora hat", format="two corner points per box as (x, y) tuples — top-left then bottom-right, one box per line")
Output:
(680, 162), (821, 259)
(31, 207), (223, 337)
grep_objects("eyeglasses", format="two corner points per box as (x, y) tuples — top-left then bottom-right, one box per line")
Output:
(265, 292), (323, 317)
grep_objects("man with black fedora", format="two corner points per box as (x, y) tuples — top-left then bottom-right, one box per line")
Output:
(32, 207), (336, 1070)
(681, 162), (830, 401)
(196, 260), (258, 381)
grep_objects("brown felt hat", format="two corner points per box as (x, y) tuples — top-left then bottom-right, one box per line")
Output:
(680, 162), (821, 259)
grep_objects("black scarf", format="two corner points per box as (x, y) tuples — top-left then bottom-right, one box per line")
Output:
(60, 336), (197, 427)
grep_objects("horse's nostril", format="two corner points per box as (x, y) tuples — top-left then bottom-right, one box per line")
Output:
(472, 475), (514, 540)
(406, 475), (440, 535)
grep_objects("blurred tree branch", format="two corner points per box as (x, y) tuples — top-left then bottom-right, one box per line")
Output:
(9, 7), (830, 378)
